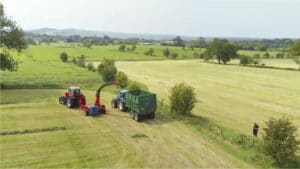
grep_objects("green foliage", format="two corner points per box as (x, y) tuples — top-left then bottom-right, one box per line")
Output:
(127, 82), (141, 91)
(276, 52), (284, 59)
(86, 62), (96, 72)
(263, 51), (270, 59)
(206, 38), (237, 64)
(116, 71), (128, 88)
(75, 54), (86, 68)
(0, 49), (19, 71)
(262, 117), (299, 165)
(173, 36), (184, 46)
(0, 3), (27, 71)
(118, 44), (126, 52)
(289, 40), (300, 69)
(239, 55), (253, 66)
(162, 48), (170, 58)
(170, 53), (178, 59)
(131, 45), (137, 53)
(253, 59), (260, 65)
(60, 52), (68, 62)
(83, 43), (92, 48)
(169, 83), (197, 115)
(131, 133), (148, 139)
(1, 126), (66, 135)
(144, 48), (154, 56)
(97, 58), (117, 82)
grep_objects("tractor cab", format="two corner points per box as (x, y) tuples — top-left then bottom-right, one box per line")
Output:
(116, 90), (129, 100)
(111, 90), (129, 110)
(68, 86), (81, 96)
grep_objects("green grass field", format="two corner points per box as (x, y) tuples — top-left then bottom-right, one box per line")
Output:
(116, 60), (300, 138)
(1, 44), (299, 168)
(0, 89), (253, 168)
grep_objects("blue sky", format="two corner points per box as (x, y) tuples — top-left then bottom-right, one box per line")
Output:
(1, 0), (300, 38)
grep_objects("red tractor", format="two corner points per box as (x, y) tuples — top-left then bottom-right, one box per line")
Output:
(59, 81), (119, 116)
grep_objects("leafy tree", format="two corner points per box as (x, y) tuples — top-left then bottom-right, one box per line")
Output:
(127, 82), (140, 91)
(289, 40), (300, 70)
(173, 36), (184, 46)
(169, 83), (197, 115)
(60, 52), (68, 62)
(253, 59), (260, 66)
(206, 38), (237, 64)
(0, 50), (18, 71)
(144, 48), (154, 56)
(86, 62), (95, 72)
(118, 44), (126, 52)
(97, 58), (117, 82)
(83, 43), (92, 48)
(264, 51), (270, 59)
(239, 55), (253, 66)
(76, 55), (86, 68)
(163, 48), (170, 58)
(188, 37), (206, 49)
(131, 45), (137, 53)
(258, 45), (267, 51)
(276, 52), (284, 59)
(262, 117), (299, 165)
(195, 37), (206, 48)
(116, 71), (128, 88)
(0, 3), (27, 71)
(170, 53), (178, 59)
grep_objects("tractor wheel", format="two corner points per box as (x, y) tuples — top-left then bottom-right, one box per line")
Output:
(59, 96), (66, 105)
(149, 112), (155, 119)
(118, 101), (125, 111)
(85, 111), (89, 116)
(66, 98), (74, 108)
(130, 111), (134, 119)
(134, 112), (140, 122)
(111, 100), (117, 108)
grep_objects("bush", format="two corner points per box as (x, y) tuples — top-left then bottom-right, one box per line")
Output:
(0, 51), (19, 71)
(239, 55), (253, 66)
(144, 48), (154, 56)
(262, 117), (299, 165)
(163, 48), (170, 58)
(116, 71), (128, 88)
(86, 62), (95, 72)
(169, 83), (197, 115)
(170, 53), (178, 59)
(97, 58), (117, 82)
(60, 52), (68, 62)
(253, 59), (260, 66)
(75, 55), (86, 68)
(127, 82), (141, 91)
(118, 45), (126, 52)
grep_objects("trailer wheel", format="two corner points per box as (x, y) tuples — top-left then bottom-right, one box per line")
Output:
(118, 101), (125, 111)
(149, 112), (155, 119)
(59, 96), (66, 105)
(130, 111), (134, 119)
(111, 100), (117, 108)
(134, 112), (140, 122)
(85, 111), (89, 116)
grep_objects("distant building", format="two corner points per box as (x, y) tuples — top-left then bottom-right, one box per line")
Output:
(139, 43), (151, 45)
(160, 40), (175, 46)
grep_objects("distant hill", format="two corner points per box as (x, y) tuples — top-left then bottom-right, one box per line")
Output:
(26, 28), (288, 41)
(26, 28), (196, 41)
